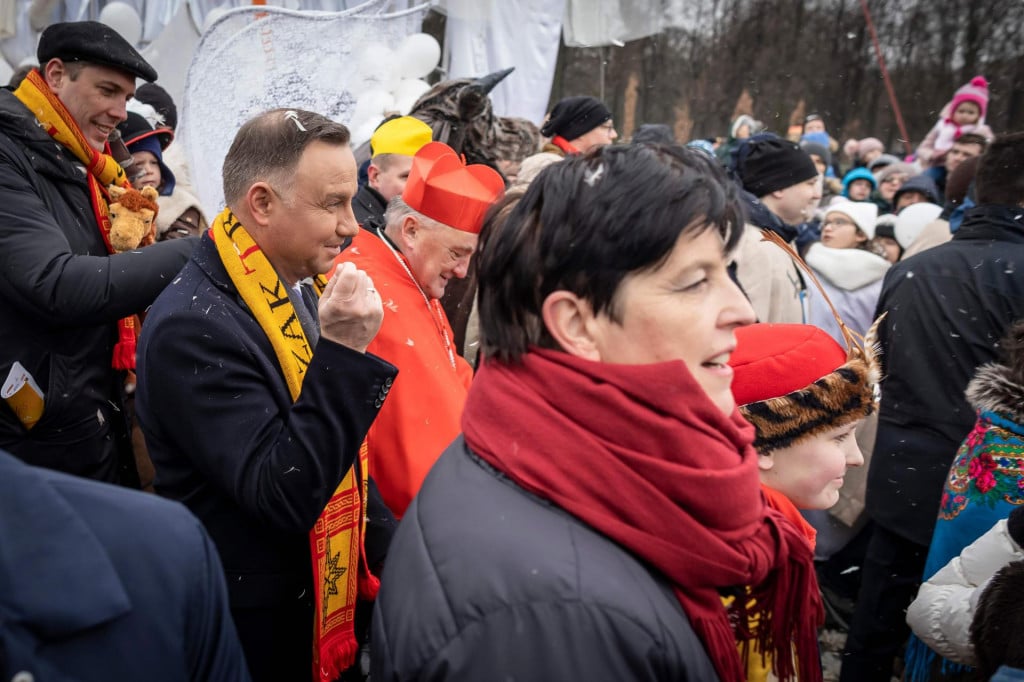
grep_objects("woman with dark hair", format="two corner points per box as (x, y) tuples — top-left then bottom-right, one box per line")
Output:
(372, 144), (824, 682)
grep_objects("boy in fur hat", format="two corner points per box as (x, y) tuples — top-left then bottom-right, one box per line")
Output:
(728, 319), (882, 680)
(731, 321), (880, 538)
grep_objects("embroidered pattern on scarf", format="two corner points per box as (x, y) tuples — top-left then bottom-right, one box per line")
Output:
(210, 208), (378, 681)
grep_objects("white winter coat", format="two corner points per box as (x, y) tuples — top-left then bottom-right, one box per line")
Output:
(906, 518), (1024, 665)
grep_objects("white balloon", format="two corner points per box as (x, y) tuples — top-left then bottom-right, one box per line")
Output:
(394, 33), (441, 80)
(351, 90), (395, 127)
(393, 78), (430, 114)
(99, 2), (143, 47)
(352, 119), (380, 148)
(356, 43), (393, 83)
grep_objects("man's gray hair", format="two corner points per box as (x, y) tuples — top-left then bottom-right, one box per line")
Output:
(384, 196), (445, 231)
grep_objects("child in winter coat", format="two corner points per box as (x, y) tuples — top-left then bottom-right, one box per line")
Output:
(803, 201), (890, 344)
(916, 76), (995, 167)
(840, 167), (877, 203)
(904, 319), (1024, 682)
(117, 112), (208, 241)
(905, 509), (1024, 678)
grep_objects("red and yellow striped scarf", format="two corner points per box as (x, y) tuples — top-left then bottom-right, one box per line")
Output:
(210, 208), (378, 681)
(13, 69), (138, 369)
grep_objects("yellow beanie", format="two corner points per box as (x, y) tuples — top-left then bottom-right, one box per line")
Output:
(371, 116), (433, 158)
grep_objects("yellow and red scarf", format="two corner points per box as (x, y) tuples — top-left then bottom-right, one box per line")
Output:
(13, 69), (138, 369)
(210, 208), (378, 682)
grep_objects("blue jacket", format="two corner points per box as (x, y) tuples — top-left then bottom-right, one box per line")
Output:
(0, 450), (250, 681)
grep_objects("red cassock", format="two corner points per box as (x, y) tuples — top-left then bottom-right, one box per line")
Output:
(336, 231), (474, 518)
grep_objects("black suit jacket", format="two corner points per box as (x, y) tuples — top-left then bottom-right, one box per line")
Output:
(136, 234), (398, 679)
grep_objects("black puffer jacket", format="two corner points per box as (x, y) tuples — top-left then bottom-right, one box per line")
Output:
(866, 204), (1024, 546)
(372, 436), (719, 681)
(0, 89), (193, 483)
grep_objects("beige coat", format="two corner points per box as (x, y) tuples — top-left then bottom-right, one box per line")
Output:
(731, 223), (805, 324)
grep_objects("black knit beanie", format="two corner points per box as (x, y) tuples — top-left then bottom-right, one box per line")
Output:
(541, 96), (612, 141)
(739, 137), (818, 197)
(135, 83), (178, 131)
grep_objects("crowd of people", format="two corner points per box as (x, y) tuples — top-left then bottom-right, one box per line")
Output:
(1, 17), (1023, 682)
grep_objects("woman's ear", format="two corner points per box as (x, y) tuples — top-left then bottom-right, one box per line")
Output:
(757, 452), (774, 472)
(541, 291), (602, 361)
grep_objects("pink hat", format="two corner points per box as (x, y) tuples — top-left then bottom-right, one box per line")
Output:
(950, 76), (989, 119)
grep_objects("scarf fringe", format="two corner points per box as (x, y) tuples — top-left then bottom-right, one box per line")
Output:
(692, 613), (746, 681)
(904, 632), (972, 682)
(113, 317), (137, 370)
(317, 637), (359, 682)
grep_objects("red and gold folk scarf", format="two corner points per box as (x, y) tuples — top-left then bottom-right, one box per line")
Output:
(13, 69), (139, 369)
(210, 208), (378, 681)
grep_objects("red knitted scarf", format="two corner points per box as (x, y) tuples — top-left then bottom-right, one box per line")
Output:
(462, 348), (823, 681)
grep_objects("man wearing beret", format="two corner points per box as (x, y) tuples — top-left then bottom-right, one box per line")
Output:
(730, 135), (821, 323)
(337, 141), (504, 518)
(353, 115), (433, 230)
(539, 95), (618, 155)
(0, 21), (193, 485)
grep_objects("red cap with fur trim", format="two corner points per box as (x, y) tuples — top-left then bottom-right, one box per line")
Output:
(402, 141), (505, 234)
(950, 76), (989, 119)
(730, 324), (848, 406)
(730, 323), (881, 453)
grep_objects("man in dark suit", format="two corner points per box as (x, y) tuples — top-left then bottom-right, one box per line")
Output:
(136, 109), (398, 681)
(0, 449), (249, 681)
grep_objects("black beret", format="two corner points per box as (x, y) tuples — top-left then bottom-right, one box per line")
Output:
(38, 21), (157, 83)
(541, 96), (611, 141)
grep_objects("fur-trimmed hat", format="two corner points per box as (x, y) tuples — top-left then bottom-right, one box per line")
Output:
(730, 320), (883, 453)
(38, 21), (157, 82)
(951, 76), (989, 119)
